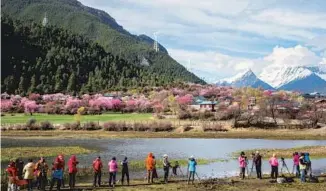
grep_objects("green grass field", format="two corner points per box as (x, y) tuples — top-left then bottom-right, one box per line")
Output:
(1, 113), (153, 125)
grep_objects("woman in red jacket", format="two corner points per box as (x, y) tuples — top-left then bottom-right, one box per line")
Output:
(6, 161), (19, 191)
(68, 155), (79, 189)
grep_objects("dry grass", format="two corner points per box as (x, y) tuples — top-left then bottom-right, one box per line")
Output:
(1, 128), (326, 140)
(232, 146), (326, 159)
(1, 146), (93, 162)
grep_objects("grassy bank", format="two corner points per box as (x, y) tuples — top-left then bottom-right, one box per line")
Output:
(232, 146), (326, 159)
(1, 113), (152, 125)
(2, 128), (326, 140)
(15, 175), (323, 191)
(1, 146), (93, 162)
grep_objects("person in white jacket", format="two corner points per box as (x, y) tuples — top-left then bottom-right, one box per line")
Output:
(23, 159), (35, 191)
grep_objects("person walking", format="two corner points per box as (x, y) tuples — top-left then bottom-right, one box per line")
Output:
(292, 152), (300, 177)
(23, 159), (35, 191)
(108, 157), (118, 187)
(35, 157), (49, 191)
(92, 156), (103, 187)
(121, 157), (130, 186)
(145, 153), (155, 184)
(299, 153), (307, 183)
(304, 153), (312, 177)
(49, 155), (64, 191)
(238, 152), (247, 179)
(187, 156), (197, 184)
(163, 154), (170, 183)
(269, 153), (279, 179)
(253, 151), (262, 179)
(68, 155), (79, 189)
(6, 161), (19, 191)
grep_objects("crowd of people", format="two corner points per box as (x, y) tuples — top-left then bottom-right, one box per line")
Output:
(5, 150), (315, 191)
(5, 153), (198, 191)
(238, 151), (312, 183)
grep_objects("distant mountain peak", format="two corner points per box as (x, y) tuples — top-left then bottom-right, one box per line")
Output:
(259, 66), (313, 88)
(216, 69), (274, 90)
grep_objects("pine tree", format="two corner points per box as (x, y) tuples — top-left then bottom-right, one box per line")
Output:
(54, 67), (63, 92)
(67, 72), (76, 93)
(28, 75), (36, 93)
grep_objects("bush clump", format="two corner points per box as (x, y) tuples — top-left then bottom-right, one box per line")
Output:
(82, 122), (101, 131)
(202, 123), (227, 132)
(40, 121), (54, 130)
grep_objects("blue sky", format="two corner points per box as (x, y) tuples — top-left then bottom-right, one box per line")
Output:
(80, 0), (326, 82)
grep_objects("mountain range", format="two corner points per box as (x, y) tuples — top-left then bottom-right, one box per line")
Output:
(1, 0), (205, 94)
(217, 65), (326, 93)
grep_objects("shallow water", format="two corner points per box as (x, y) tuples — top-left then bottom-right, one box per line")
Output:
(2, 138), (326, 178)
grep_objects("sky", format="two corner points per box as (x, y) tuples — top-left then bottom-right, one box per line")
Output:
(79, 0), (326, 82)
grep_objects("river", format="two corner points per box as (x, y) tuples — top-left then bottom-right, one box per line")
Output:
(2, 138), (326, 178)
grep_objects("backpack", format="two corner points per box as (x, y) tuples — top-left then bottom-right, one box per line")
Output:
(285, 177), (294, 183)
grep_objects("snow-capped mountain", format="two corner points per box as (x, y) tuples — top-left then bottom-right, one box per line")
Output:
(279, 72), (326, 93)
(258, 65), (326, 93)
(259, 66), (314, 88)
(216, 69), (274, 89)
(305, 65), (326, 81)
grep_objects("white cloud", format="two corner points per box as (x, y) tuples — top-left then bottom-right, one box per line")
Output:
(251, 9), (326, 29)
(169, 45), (325, 82)
(264, 45), (321, 67)
(78, 0), (326, 82)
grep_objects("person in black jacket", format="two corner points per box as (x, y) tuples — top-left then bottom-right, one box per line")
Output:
(121, 157), (129, 186)
(15, 158), (24, 180)
(253, 151), (262, 179)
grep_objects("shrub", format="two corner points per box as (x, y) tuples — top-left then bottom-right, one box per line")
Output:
(1, 113), (5, 117)
(133, 122), (151, 131)
(178, 110), (191, 119)
(40, 121), (54, 130)
(62, 122), (80, 130)
(183, 124), (193, 131)
(200, 110), (214, 120)
(26, 118), (37, 129)
(150, 121), (173, 132)
(103, 121), (118, 131)
(82, 122), (101, 131)
(202, 123), (227, 132)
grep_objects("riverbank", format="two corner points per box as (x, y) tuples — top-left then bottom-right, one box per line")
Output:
(1, 146), (93, 162)
(2, 127), (326, 140)
(232, 146), (326, 159)
(16, 175), (324, 191)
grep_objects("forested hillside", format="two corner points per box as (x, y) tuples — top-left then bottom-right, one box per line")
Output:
(1, 0), (205, 86)
(1, 16), (189, 94)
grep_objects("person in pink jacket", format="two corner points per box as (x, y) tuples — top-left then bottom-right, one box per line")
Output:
(293, 152), (300, 177)
(238, 152), (247, 179)
(108, 157), (118, 187)
(269, 153), (279, 179)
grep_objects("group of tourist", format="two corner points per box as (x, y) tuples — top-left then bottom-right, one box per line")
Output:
(238, 151), (312, 183)
(6, 153), (197, 191)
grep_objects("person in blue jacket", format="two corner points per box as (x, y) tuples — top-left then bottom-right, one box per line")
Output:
(304, 153), (312, 177)
(187, 156), (197, 184)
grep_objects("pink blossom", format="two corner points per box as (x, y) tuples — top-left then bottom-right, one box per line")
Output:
(111, 99), (122, 110)
(24, 100), (38, 114)
(177, 94), (193, 105)
(0, 99), (13, 112)
(89, 97), (113, 110)
(65, 98), (81, 109)
(28, 93), (41, 101)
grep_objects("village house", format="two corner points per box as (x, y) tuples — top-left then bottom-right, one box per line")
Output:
(190, 96), (218, 111)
